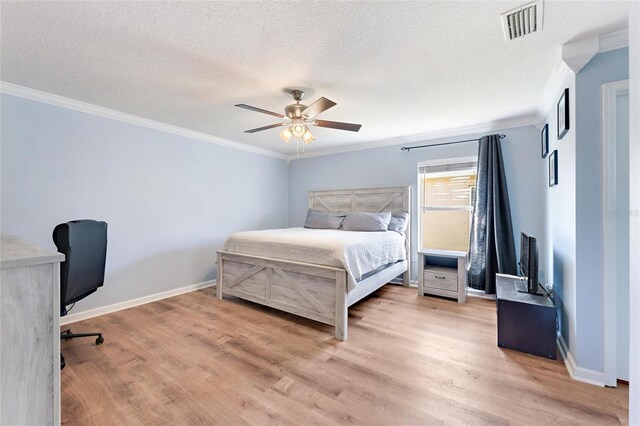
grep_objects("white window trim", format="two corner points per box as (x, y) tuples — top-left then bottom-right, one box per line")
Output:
(418, 156), (478, 168)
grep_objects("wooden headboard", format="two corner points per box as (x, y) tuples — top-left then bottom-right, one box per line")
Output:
(308, 186), (411, 285)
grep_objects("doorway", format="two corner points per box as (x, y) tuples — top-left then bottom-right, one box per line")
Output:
(603, 79), (630, 386)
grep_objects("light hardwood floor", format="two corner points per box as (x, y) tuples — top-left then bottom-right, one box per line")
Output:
(61, 285), (629, 425)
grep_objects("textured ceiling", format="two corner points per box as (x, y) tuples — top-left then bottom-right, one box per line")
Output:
(0, 1), (629, 155)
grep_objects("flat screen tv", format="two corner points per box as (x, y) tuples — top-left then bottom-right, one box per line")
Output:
(518, 232), (539, 294)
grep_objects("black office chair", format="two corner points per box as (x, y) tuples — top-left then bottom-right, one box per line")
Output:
(53, 220), (108, 369)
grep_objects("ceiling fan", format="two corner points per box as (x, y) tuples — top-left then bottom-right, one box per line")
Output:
(235, 90), (362, 144)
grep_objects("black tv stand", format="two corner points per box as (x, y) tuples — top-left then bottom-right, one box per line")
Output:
(514, 279), (544, 296)
(496, 274), (556, 359)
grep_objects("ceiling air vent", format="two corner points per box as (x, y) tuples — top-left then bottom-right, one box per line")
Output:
(501, 1), (543, 41)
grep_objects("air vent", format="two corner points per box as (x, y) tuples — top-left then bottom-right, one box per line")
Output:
(501, 1), (543, 41)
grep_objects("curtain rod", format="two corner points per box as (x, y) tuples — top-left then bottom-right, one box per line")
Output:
(400, 134), (506, 152)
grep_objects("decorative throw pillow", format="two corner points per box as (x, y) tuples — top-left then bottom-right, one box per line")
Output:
(304, 209), (346, 229)
(388, 212), (409, 235)
(342, 212), (392, 232)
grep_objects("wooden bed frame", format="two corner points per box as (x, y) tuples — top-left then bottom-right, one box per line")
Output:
(216, 186), (411, 340)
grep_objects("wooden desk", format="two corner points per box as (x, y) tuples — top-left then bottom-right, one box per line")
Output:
(496, 274), (556, 359)
(1, 234), (64, 425)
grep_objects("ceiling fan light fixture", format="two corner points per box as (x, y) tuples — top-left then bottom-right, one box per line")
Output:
(279, 127), (293, 143)
(302, 129), (315, 144)
(291, 123), (306, 138)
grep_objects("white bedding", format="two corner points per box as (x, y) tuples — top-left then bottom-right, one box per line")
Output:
(222, 227), (406, 291)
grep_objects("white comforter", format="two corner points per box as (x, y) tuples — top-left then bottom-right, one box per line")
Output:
(222, 227), (406, 291)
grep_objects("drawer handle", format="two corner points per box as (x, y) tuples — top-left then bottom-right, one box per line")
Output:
(435, 275), (446, 279)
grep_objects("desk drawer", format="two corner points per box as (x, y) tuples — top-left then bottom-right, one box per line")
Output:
(424, 271), (458, 291)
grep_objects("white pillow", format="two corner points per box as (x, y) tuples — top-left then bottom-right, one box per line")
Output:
(304, 209), (346, 229)
(342, 212), (392, 232)
(388, 212), (409, 235)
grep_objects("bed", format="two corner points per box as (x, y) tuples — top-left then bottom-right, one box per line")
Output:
(216, 186), (411, 340)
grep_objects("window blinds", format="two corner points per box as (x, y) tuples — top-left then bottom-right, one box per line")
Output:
(420, 161), (478, 209)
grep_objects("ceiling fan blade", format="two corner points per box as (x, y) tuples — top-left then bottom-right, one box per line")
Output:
(313, 120), (362, 132)
(244, 122), (288, 133)
(302, 97), (337, 119)
(235, 104), (286, 119)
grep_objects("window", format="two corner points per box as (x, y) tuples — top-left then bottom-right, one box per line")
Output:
(419, 160), (477, 252)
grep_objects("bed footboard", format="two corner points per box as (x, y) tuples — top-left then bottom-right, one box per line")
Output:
(216, 251), (348, 340)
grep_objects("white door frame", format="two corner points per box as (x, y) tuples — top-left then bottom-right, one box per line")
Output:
(602, 79), (629, 387)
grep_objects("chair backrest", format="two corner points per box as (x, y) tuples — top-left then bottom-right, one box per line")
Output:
(53, 220), (108, 315)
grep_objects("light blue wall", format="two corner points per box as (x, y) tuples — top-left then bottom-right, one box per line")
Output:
(0, 94), (289, 313)
(288, 125), (546, 281)
(574, 48), (629, 371)
(501, 128), (548, 284)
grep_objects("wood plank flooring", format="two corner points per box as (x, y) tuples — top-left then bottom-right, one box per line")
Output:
(61, 285), (629, 425)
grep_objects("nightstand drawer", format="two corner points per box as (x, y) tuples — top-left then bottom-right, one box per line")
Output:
(424, 271), (458, 291)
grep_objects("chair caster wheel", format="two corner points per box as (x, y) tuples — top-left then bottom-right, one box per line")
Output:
(96, 335), (104, 345)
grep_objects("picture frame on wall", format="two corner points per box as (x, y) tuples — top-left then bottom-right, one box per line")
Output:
(557, 88), (570, 139)
(541, 123), (549, 158)
(549, 150), (558, 187)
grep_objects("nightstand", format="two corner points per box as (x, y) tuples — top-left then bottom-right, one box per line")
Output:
(418, 249), (467, 303)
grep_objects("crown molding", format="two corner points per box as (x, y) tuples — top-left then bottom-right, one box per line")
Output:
(562, 35), (600, 74)
(287, 114), (538, 161)
(562, 28), (629, 74)
(0, 82), (288, 160)
(599, 29), (629, 53)
(536, 28), (628, 125)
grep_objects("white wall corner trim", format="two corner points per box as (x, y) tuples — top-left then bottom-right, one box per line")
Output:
(0, 82), (287, 160)
(557, 333), (606, 387)
(287, 114), (537, 161)
(562, 29), (629, 74)
(562, 35), (600, 74)
(60, 280), (216, 325)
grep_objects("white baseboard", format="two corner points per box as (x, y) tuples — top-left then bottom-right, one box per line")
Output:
(556, 333), (605, 387)
(61, 280), (216, 325)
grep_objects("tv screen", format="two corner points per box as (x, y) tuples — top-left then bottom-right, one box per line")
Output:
(519, 232), (539, 294)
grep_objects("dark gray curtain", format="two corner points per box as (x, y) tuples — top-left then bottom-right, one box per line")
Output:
(468, 134), (517, 294)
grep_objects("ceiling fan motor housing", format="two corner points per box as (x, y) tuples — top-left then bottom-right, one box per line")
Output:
(285, 103), (308, 119)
